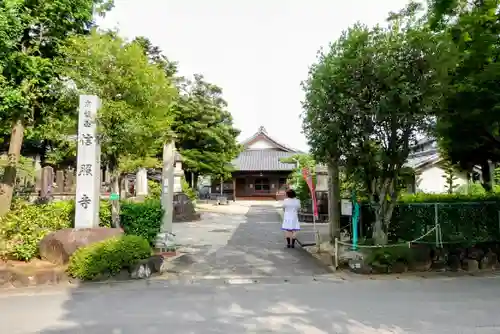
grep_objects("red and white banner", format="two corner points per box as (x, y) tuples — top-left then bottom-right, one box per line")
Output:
(302, 167), (318, 218)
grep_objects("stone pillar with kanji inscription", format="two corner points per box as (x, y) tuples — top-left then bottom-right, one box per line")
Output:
(74, 95), (101, 229)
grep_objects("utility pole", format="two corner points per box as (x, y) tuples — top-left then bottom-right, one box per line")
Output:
(161, 141), (175, 233)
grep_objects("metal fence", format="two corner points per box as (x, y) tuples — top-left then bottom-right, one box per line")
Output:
(361, 201), (500, 244)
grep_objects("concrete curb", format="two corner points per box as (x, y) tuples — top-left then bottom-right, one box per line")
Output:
(0, 252), (188, 292)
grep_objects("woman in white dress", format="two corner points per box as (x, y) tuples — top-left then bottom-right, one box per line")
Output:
(281, 189), (301, 248)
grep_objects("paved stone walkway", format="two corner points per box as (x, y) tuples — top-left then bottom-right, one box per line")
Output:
(168, 203), (330, 280)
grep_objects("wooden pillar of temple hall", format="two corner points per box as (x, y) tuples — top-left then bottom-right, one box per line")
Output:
(74, 95), (101, 229)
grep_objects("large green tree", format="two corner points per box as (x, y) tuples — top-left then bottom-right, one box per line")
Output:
(303, 3), (451, 244)
(429, 0), (500, 191)
(280, 154), (316, 203)
(0, 0), (113, 215)
(171, 74), (241, 188)
(133, 36), (179, 80)
(135, 39), (241, 188)
(57, 30), (176, 226)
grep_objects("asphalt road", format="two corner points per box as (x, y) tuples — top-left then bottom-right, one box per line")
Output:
(2, 203), (499, 334)
(1, 275), (500, 334)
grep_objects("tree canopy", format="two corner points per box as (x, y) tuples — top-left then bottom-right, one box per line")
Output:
(58, 30), (176, 171)
(0, 0), (113, 215)
(302, 4), (452, 244)
(170, 74), (241, 186)
(0, 1), (240, 217)
(429, 0), (500, 190)
(53, 30), (177, 224)
(134, 39), (241, 188)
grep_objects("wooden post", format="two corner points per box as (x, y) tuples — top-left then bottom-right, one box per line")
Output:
(232, 178), (236, 201)
(334, 237), (339, 269)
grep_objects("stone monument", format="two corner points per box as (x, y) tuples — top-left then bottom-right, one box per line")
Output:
(160, 141), (175, 233)
(40, 166), (54, 199)
(136, 168), (148, 197)
(74, 95), (101, 229)
(315, 165), (328, 192)
(173, 156), (183, 194)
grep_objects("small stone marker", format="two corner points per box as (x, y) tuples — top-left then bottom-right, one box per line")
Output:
(40, 166), (54, 199)
(74, 95), (101, 229)
(55, 170), (64, 193)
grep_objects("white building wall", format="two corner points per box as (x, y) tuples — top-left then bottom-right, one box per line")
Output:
(247, 139), (275, 150)
(417, 165), (468, 193)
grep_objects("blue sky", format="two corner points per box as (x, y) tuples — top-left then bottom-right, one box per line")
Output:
(97, 0), (410, 152)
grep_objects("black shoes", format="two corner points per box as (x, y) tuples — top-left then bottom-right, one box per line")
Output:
(286, 237), (296, 248)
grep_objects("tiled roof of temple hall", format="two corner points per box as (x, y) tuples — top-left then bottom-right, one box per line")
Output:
(231, 150), (297, 171)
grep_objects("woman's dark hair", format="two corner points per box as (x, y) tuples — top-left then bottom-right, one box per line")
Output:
(286, 189), (296, 198)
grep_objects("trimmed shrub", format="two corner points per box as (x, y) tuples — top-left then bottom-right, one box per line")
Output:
(120, 199), (163, 246)
(360, 193), (500, 243)
(67, 235), (151, 281)
(98, 201), (112, 227)
(0, 200), (73, 261)
(52, 200), (111, 227)
(0, 200), (113, 261)
(0, 198), (161, 261)
(147, 180), (161, 199)
(181, 177), (197, 202)
(365, 246), (413, 271)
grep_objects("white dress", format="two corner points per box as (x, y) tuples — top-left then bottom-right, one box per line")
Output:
(281, 198), (301, 231)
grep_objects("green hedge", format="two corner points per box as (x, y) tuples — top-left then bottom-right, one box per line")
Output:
(0, 201), (73, 261)
(360, 193), (500, 243)
(120, 199), (163, 246)
(0, 200), (114, 260)
(0, 199), (163, 261)
(67, 235), (151, 281)
(147, 180), (161, 199)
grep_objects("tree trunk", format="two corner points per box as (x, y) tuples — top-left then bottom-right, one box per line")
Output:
(489, 160), (495, 188)
(373, 215), (389, 244)
(372, 179), (397, 245)
(481, 161), (493, 192)
(0, 120), (25, 216)
(193, 172), (199, 190)
(40, 140), (48, 167)
(110, 173), (121, 228)
(373, 208), (386, 245)
(327, 158), (341, 243)
(184, 170), (192, 189)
